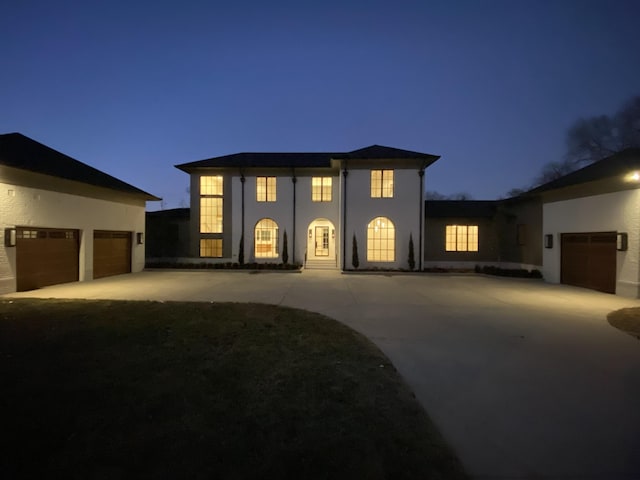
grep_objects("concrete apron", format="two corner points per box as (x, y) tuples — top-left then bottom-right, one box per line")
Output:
(6, 269), (640, 479)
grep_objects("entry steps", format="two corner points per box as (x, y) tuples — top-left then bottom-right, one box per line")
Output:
(304, 259), (339, 270)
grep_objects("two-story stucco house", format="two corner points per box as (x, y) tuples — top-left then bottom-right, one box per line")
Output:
(175, 145), (439, 270)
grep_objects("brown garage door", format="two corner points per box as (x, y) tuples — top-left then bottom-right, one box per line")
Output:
(16, 227), (79, 291)
(93, 231), (132, 279)
(561, 232), (616, 294)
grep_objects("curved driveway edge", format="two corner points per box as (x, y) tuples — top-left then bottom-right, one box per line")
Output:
(6, 270), (640, 479)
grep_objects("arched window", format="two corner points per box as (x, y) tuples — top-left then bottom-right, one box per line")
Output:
(367, 217), (395, 262)
(255, 218), (279, 258)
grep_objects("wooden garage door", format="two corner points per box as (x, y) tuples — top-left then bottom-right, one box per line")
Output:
(16, 227), (79, 291)
(561, 232), (616, 294)
(93, 231), (132, 279)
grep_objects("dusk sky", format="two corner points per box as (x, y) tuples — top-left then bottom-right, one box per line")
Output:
(2, 0), (639, 210)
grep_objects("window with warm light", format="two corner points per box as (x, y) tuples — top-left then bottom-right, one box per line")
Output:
(312, 177), (332, 202)
(200, 197), (223, 233)
(367, 216), (395, 261)
(200, 239), (222, 257)
(200, 176), (223, 234)
(257, 177), (277, 202)
(445, 225), (478, 252)
(371, 170), (394, 198)
(200, 175), (223, 195)
(255, 218), (279, 258)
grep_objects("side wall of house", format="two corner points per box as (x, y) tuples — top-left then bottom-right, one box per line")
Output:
(0, 180), (146, 294)
(542, 189), (640, 297)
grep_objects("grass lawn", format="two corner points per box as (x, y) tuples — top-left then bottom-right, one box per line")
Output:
(608, 307), (640, 340)
(0, 299), (467, 480)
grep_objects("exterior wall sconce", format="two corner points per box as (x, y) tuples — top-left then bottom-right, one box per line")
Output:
(4, 228), (16, 247)
(136, 232), (144, 245)
(544, 234), (553, 249)
(332, 229), (335, 239)
(308, 229), (312, 238)
(617, 232), (628, 251)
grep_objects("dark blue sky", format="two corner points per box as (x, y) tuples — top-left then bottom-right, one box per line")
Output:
(2, 0), (639, 209)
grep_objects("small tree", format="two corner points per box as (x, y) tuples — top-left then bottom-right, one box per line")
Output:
(238, 234), (245, 265)
(408, 233), (415, 271)
(282, 230), (289, 264)
(352, 234), (359, 269)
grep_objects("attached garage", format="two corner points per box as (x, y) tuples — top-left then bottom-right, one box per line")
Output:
(16, 227), (79, 291)
(93, 231), (132, 279)
(561, 232), (616, 294)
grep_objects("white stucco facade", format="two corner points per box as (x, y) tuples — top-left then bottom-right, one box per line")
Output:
(0, 170), (148, 294)
(542, 188), (640, 297)
(184, 150), (431, 270)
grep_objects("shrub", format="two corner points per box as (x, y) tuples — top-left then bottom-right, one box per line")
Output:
(282, 230), (289, 264)
(352, 234), (359, 269)
(408, 234), (415, 271)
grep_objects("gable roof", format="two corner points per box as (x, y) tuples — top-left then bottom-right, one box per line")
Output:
(0, 133), (159, 200)
(175, 144), (439, 171)
(528, 148), (640, 195)
(425, 200), (498, 218)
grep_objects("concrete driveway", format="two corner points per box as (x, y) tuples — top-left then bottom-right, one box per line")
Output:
(7, 269), (640, 479)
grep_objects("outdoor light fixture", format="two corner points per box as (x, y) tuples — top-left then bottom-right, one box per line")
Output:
(617, 232), (628, 251)
(136, 232), (144, 245)
(308, 229), (312, 238)
(4, 228), (16, 247)
(332, 229), (335, 239)
(625, 171), (640, 182)
(544, 234), (553, 249)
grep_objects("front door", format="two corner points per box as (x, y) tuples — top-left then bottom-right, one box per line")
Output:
(315, 226), (329, 256)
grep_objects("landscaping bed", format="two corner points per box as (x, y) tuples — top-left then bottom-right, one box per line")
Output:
(0, 299), (467, 479)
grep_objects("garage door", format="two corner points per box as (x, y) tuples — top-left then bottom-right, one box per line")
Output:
(561, 232), (616, 294)
(16, 227), (79, 291)
(93, 231), (132, 279)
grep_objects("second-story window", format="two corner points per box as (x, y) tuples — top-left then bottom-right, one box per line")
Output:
(371, 169), (394, 198)
(257, 176), (277, 202)
(312, 177), (332, 202)
(200, 175), (223, 233)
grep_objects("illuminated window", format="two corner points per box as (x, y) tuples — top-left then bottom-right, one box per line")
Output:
(255, 218), (279, 258)
(200, 176), (223, 234)
(371, 170), (394, 198)
(200, 239), (222, 257)
(200, 175), (223, 195)
(200, 197), (223, 233)
(312, 177), (332, 202)
(367, 216), (395, 261)
(257, 177), (277, 202)
(445, 225), (478, 252)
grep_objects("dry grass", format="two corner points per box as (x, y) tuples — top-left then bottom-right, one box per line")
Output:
(607, 307), (640, 340)
(0, 298), (467, 480)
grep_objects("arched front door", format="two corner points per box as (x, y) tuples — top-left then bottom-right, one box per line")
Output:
(307, 219), (336, 261)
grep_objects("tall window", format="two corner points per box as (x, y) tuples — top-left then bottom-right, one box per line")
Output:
(445, 225), (478, 252)
(371, 170), (394, 198)
(255, 218), (279, 258)
(257, 176), (277, 202)
(367, 216), (395, 261)
(200, 176), (223, 233)
(312, 177), (332, 202)
(200, 239), (222, 257)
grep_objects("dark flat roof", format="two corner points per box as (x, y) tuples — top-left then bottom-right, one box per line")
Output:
(146, 207), (190, 218)
(176, 144), (439, 171)
(528, 148), (640, 194)
(0, 132), (160, 200)
(425, 200), (498, 218)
